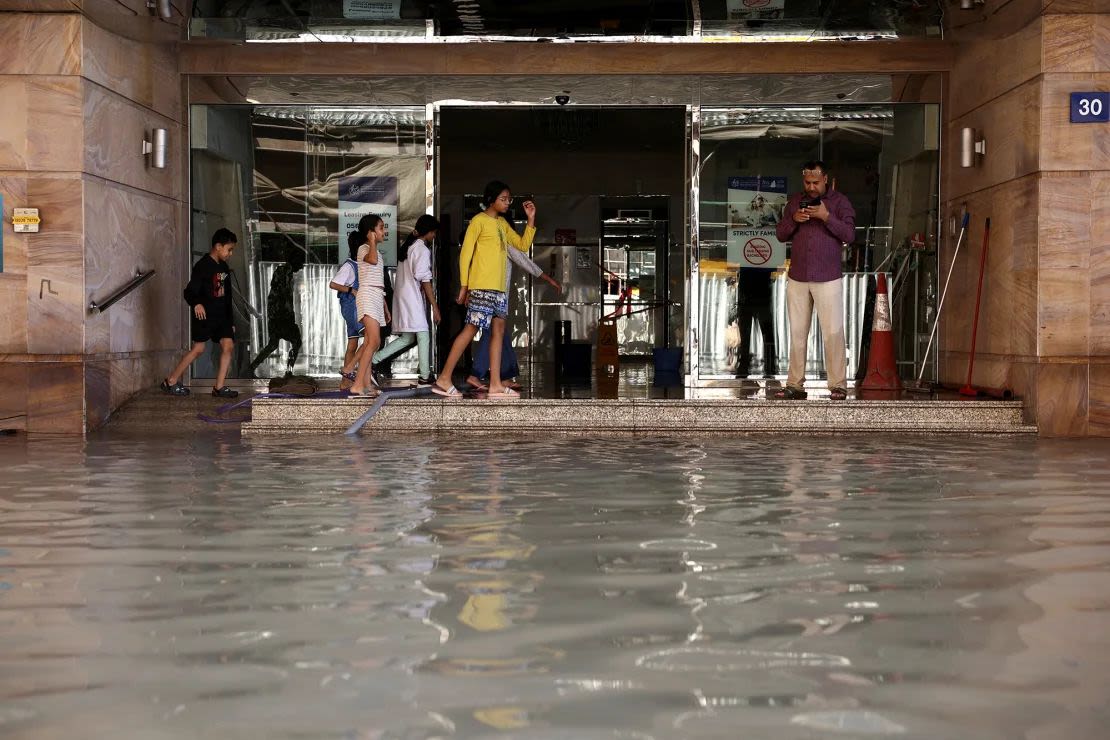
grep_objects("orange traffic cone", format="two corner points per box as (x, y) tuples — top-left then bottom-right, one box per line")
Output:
(859, 273), (902, 398)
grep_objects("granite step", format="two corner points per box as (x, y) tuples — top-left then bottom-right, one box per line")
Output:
(243, 396), (1034, 435)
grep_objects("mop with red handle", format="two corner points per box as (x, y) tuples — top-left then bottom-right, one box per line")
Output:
(959, 217), (991, 396)
(909, 211), (969, 393)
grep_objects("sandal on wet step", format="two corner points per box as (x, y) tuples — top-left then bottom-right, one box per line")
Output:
(770, 386), (807, 400)
(431, 384), (462, 398)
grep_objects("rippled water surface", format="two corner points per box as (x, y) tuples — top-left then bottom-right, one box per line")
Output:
(2, 433), (1109, 739)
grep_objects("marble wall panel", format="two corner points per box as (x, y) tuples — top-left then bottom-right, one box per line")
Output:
(0, 362), (29, 430)
(1091, 173), (1110, 355)
(1040, 267), (1091, 357)
(1043, 14), (1110, 73)
(948, 16), (1043, 119)
(1039, 74), (1110, 172)
(945, 79), (1042, 200)
(1045, 0), (1110, 13)
(941, 177), (1039, 360)
(1038, 173), (1092, 270)
(0, 2), (75, 9)
(107, 356), (139, 413)
(25, 177), (85, 355)
(83, 83), (181, 199)
(0, 175), (28, 274)
(0, 13), (81, 75)
(81, 17), (182, 121)
(1090, 363), (1110, 436)
(81, 0), (187, 16)
(938, 353), (1037, 407)
(27, 361), (84, 433)
(0, 274), (27, 353)
(85, 359), (110, 430)
(1036, 362), (1089, 436)
(26, 77), (84, 173)
(84, 178), (185, 355)
(0, 79), (30, 169)
(181, 40), (952, 78)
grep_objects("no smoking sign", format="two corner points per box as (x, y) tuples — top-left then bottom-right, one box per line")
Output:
(743, 237), (772, 265)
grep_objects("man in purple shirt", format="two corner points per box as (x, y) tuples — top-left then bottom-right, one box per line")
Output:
(771, 160), (856, 400)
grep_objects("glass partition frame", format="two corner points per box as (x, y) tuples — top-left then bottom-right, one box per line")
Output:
(689, 103), (941, 387)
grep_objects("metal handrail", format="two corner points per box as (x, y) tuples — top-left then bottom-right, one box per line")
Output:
(89, 269), (156, 313)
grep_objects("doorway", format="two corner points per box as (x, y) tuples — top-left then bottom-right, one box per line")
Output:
(435, 106), (687, 383)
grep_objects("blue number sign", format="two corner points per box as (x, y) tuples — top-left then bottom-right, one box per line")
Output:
(1070, 92), (1109, 123)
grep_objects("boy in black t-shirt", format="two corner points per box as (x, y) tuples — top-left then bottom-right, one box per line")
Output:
(161, 228), (240, 398)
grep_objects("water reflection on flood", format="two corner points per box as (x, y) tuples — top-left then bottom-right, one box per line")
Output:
(1, 433), (1109, 739)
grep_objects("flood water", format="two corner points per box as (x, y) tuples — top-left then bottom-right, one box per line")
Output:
(1, 432), (1108, 739)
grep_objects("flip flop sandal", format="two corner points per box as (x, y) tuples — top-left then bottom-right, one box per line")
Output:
(465, 378), (489, 391)
(771, 386), (808, 400)
(829, 387), (848, 400)
(486, 388), (521, 399)
(431, 384), (462, 398)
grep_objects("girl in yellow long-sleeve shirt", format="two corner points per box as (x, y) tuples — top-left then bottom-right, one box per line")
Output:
(432, 180), (536, 399)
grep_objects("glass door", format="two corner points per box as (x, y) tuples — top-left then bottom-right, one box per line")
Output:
(197, 105), (429, 380)
(694, 104), (939, 386)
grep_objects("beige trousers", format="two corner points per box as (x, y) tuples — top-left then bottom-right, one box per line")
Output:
(786, 277), (846, 391)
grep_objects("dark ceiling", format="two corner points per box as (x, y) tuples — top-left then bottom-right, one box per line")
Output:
(191, 1), (944, 39)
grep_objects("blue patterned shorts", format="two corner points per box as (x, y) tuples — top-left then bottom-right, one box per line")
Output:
(465, 289), (508, 330)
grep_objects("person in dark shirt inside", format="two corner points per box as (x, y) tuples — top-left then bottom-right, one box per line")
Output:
(247, 249), (305, 378)
(771, 160), (856, 401)
(736, 266), (776, 379)
(161, 228), (240, 398)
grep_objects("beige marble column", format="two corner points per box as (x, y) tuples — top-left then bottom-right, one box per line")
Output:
(0, 7), (186, 433)
(944, 6), (1109, 437)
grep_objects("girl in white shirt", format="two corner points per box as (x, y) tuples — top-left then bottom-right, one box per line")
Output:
(372, 215), (441, 384)
(348, 214), (390, 396)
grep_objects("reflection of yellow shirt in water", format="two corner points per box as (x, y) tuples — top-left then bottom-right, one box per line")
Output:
(459, 212), (536, 292)
(459, 589), (509, 632)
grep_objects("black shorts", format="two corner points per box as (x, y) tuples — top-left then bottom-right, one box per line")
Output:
(191, 318), (235, 344)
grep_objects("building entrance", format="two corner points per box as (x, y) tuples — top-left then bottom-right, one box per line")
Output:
(187, 81), (940, 393)
(435, 106), (687, 383)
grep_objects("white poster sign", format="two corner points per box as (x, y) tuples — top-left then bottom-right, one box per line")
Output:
(343, 0), (401, 20)
(726, 0), (786, 21)
(339, 176), (398, 267)
(727, 176), (788, 269)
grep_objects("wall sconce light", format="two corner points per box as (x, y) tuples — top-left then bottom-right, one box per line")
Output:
(147, 0), (173, 17)
(960, 126), (986, 168)
(147, 0), (173, 18)
(142, 128), (168, 169)
(959, 0), (985, 8)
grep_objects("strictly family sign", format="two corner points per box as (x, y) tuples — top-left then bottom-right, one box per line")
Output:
(727, 176), (788, 269)
(339, 176), (398, 266)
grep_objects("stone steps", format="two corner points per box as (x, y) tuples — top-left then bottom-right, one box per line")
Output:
(243, 396), (1034, 435)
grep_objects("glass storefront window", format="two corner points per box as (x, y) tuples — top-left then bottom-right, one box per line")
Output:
(696, 104), (939, 383)
(190, 105), (428, 380)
